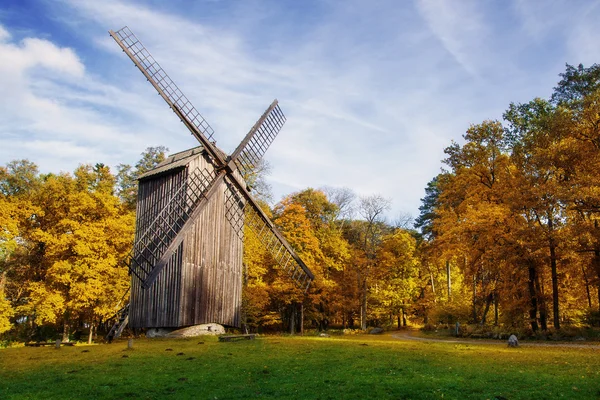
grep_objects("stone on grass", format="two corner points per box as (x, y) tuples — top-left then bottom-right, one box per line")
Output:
(370, 327), (384, 334)
(507, 334), (519, 347)
(167, 323), (225, 338)
(318, 332), (330, 338)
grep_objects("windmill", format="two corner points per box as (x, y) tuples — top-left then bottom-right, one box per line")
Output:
(107, 26), (314, 336)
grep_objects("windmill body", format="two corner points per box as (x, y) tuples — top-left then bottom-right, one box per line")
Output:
(130, 147), (244, 328)
(108, 27), (314, 334)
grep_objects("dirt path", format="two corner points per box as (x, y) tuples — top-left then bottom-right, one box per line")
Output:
(391, 330), (600, 350)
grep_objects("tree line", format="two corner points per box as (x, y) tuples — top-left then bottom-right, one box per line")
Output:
(415, 63), (600, 333)
(1, 63), (599, 342)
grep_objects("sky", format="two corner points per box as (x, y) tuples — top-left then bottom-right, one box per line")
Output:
(1, 0), (599, 222)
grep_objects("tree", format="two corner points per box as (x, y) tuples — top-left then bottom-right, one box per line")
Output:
(1, 160), (135, 342)
(244, 158), (273, 203)
(0, 160), (41, 198)
(551, 63), (600, 107)
(321, 186), (356, 221)
(371, 229), (419, 328)
(415, 176), (442, 240)
(504, 100), (573, 330)
(273, 189), (350, 332)
(346, 194), (391, 330)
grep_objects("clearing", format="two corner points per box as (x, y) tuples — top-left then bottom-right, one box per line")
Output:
(1, 333), (599, 399)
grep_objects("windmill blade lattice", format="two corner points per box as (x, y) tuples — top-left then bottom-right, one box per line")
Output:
(110, 27), (216, 143)
(126, 167), (216, 282)
(224, 176), (246, 239)
(230, 100), (286, 180)
(245, 207), (314, 291)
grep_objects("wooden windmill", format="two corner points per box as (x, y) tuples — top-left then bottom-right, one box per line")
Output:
(107, 26), (314, 333)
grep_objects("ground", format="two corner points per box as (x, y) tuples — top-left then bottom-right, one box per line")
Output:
(1, 332), (599, 399)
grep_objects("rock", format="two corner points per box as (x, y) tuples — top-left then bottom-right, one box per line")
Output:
(370, 327), (384, 334)
(507, 334), (519, 347)
(167, 323), (226, 337)
(318, 332), (330, 337)
(574, 336), (586, 341)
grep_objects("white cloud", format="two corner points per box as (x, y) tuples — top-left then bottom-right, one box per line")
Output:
(0, 22), (182, 174)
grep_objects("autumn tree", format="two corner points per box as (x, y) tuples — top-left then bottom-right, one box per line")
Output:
(371, 229), (419, 328)
(342, 194), (391, 330)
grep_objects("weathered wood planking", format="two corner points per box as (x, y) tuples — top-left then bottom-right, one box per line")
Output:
(129, 147), (244, 329)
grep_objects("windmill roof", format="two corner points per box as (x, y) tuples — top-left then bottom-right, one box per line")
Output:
(137, 146), (205, 180)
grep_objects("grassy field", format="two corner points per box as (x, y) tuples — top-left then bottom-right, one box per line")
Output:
(1, 333), (599, 399)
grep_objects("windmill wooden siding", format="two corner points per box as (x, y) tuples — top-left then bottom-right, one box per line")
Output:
(129, 147), (244, 329)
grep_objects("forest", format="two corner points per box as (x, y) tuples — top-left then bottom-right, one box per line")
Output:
(1, 63), (599, 343)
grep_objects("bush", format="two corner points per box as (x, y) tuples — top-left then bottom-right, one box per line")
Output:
(429, 302), (471, 325)
(584, 309), (600, 327)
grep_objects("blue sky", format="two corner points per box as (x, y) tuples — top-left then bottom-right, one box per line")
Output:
(1, 0), (599, 221)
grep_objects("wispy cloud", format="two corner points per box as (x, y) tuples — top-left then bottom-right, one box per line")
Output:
(415, 0), (487, 77)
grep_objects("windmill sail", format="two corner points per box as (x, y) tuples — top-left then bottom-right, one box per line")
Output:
(109, 27), (221, 160)
(229, 100), (286, 180)
(245, 206), (314, 291)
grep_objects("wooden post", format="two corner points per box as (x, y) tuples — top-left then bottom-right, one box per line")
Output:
(128, 339), (133, 349)
(55, 339), (61, 349)
(290, 303), (296, 335)
(300, 303), (304, 336)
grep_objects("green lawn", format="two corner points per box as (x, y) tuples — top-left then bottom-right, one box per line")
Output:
(1, 334), (599, 399)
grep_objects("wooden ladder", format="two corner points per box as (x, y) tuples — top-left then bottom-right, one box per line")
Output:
(106, 303), (130, 342)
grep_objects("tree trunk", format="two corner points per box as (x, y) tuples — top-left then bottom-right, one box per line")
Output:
(527, 264), (539, 332)
(549, 238), (560, 330)
(535, 269), (548, 331)
(361, 279), (367, 330)
(300, 303), (304, 336)
(582, 265), (592, 308)
(290, 303), (296, 335)
(446, 260), (452, 301)
(472, 275), (478, 323)
(594, 249), (600, 313)
(402, 307), (407, 327)
(62, 321), (70, 343)
(88, 320), (95, 345)
(493, 291), (499, 326)
(430, 272), (436, 301)
(480, 292), (494, 326)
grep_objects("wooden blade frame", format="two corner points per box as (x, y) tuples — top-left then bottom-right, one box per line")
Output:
(127, 167), (217, 284)
(230, 100), (286, 179)
(110, 26), (314, 291)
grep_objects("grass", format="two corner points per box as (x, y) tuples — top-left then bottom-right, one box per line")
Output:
(1, 333), (599, 399)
